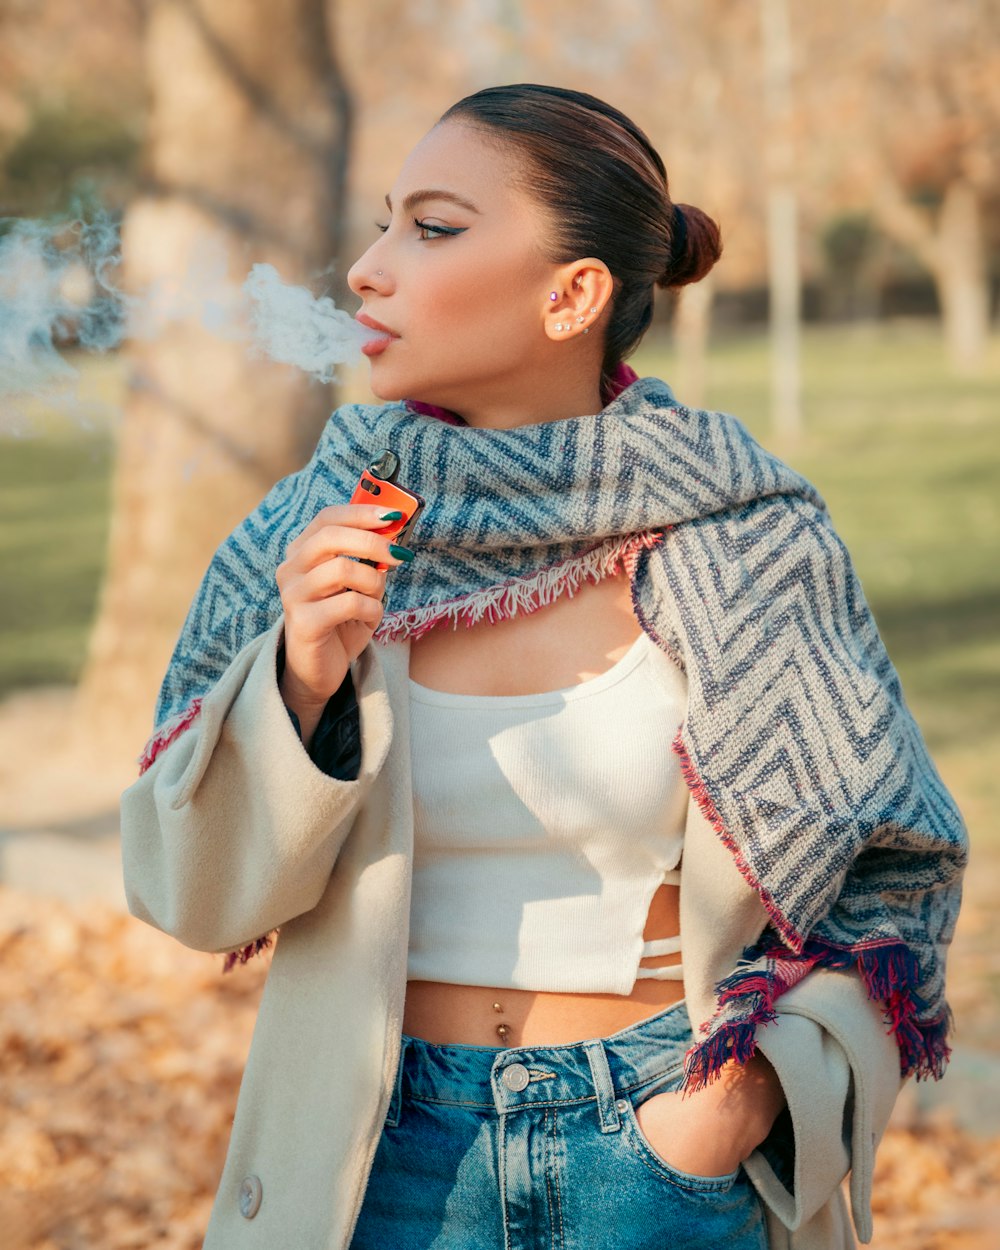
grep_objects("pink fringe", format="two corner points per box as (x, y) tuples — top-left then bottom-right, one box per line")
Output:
(375, 530), (666, 645)
(221, 931), (276, 974)
(138, 698), (204, 776)
(671, 728), (803, 952)
(681, 924), (953, 1092)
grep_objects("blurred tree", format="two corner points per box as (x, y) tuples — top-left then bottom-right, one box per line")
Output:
(760, 0), (801, 442)
(1, 103), (140, 214)
(0, 0), (143, 212)
(868, 1), (998, 374)
(818, 0), (1000, 373)
(72, 0), (353, 761)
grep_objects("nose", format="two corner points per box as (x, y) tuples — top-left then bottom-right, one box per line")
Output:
(347, 241), (391, 298)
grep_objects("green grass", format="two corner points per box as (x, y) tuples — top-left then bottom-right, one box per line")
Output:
(2, 324), (998, 839)
(0, 352), (121, 693)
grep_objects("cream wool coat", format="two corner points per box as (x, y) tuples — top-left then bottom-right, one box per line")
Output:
(121, 615), (906, 1250)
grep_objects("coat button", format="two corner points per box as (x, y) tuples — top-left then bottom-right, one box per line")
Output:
(501, 1062), (530, 1091)
(239, 1174), (262, 1219)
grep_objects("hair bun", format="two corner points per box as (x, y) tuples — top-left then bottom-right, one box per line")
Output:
(658, 202), (722, 288)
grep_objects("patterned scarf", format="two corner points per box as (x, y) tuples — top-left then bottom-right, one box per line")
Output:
(140, 366), (967, 1090)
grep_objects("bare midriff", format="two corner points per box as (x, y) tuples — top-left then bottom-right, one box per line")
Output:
(403, 566), (684, 1049)
(403, 883), (683, 1047)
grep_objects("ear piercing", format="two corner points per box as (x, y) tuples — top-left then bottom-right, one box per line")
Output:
(553, 307), (600, 335)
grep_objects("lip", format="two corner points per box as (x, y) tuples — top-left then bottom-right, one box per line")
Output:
(355, 312), (399, 339)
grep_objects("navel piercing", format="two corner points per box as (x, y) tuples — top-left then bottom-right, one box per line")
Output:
(377, 270), (383, 276)
(492, 1000), (511, 1044)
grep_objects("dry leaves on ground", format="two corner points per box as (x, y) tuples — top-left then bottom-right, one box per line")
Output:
(1, 885), (997, 1250)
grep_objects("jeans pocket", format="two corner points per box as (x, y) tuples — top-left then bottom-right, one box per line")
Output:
(617, 1092), (741, 1193)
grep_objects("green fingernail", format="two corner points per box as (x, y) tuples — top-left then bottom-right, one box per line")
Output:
(388, 543), (416, 562)
(379, 509), (404, 521)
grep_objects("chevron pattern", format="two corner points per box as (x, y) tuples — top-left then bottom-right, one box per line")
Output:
(146, 374), (967, 1086)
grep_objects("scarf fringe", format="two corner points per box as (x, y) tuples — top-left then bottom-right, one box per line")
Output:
(680, 933), (952, 1093)
(374, 529), (666, 644)
(138, 698), (204, 775)
(220, 930), (276, 973)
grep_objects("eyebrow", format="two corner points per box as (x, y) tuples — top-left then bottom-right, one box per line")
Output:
(384, 189), (481, 216)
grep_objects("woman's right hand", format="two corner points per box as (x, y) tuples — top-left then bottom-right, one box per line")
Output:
(275, 503), (413, 729)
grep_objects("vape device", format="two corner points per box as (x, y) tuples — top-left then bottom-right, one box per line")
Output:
(349, 448), (425, 570)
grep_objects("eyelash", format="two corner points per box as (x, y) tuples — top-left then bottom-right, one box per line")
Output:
(373, 218), (464, 239)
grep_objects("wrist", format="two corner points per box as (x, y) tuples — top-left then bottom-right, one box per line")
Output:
(277, 667), (329, 751)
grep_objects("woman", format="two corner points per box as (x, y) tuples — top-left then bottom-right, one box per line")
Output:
(121, 85), (967, 1250)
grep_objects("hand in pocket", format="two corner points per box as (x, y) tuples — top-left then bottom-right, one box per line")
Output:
(634, 1052), (786, 1178)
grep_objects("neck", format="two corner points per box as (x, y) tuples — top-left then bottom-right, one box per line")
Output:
(454, 378), (605, 429)
(405, 362), (639, 428)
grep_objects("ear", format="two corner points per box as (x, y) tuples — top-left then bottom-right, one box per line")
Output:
(543, 258), (614, 341)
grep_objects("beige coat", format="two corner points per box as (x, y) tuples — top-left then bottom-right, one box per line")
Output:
(121, 616), (905, 1249)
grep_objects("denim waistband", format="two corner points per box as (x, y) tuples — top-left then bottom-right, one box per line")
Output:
(386, 999), (693, 1127)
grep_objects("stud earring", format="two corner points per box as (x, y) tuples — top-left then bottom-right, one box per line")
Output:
(549, 291), (558, 301)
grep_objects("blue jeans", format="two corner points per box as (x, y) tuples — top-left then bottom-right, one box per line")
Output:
(350, 998), (768, 1249)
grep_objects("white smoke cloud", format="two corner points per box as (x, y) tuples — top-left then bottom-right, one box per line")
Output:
(0, 206), (378, 437)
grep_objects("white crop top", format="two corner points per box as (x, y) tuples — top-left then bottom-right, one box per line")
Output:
(406, 629), (689, 996)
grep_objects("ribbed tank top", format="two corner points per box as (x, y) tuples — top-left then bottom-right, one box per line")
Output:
(406, 629), (689, 995)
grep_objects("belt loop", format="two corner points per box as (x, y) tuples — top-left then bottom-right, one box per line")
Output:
(384, 1035), (410, 1128)
(583, 1039), (622, 1134)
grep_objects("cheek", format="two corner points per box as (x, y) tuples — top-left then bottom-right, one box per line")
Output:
(429, 267), (536, 353)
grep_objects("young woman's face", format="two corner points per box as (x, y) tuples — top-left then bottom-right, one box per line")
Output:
(346, 121), (568, 414)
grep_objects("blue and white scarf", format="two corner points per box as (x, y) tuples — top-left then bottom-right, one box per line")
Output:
(140, 371), (967, 1089)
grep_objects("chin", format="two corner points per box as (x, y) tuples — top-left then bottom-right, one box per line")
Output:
(367, 371), (407, 403)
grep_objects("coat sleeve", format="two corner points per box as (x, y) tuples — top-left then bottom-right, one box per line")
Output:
(119, 616), (394, 956)
(742, 966), (905, 1247)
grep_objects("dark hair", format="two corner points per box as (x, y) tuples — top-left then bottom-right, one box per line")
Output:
(438, 84), (722, 399)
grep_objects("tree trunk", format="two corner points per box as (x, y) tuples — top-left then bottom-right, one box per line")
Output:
(766, 186), (802, 446)
(71, 0), (352, 767)
(871, 175), (990, 377)
(936, 179), (990, 375)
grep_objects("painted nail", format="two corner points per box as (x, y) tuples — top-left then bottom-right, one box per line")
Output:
(387, 543), (416, 562)
(379, 509), (404, 521)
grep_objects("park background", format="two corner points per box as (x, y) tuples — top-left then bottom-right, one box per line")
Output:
(0, 1), (998, 1246)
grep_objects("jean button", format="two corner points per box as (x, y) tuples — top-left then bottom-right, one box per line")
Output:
(501, 1062), (530, 1091)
